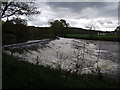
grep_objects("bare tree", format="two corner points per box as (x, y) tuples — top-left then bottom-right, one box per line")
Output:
(86, 20), (99, 30)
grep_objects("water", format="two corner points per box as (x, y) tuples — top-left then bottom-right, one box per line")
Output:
(3, 37), (119, 77)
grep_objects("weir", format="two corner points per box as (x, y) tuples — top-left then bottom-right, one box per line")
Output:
(2, 37), (119, 78)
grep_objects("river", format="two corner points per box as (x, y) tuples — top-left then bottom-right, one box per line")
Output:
(3, 37), (119, 78)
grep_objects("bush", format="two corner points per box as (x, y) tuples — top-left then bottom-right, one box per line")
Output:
(3, 34), (16, 45)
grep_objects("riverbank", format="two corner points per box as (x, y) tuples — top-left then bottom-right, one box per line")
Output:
(2, 54), (119, 88)
(65, 34), (120, 42)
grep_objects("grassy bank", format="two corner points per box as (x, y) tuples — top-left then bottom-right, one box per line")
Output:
(3, 54), (119, 88)
(66, 34), (120, 42)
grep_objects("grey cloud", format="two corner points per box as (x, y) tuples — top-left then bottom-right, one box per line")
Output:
(97, 19), (113, 25)
(27, 2), (118, 31)
(47, 2), (106, 11)
(46, 2), (118, 18)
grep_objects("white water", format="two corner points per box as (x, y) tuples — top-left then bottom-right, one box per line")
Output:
(3, 37), (119, 76)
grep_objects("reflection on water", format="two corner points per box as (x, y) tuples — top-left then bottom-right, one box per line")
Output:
(3, 37), (119, 77)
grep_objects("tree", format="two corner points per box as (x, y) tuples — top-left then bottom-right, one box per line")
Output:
(50, 19), (69, 28)
(60, 19), (69, 27)
(86, 24), (96, 30)
(1, 1), (40, 19)
(49, 19), (69, 36)
(86, 21), (99, 31)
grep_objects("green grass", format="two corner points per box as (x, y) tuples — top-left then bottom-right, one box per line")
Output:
(2, 54), (119, 88)
(66, 34), (120, 42)
(95, 34), (118, 38)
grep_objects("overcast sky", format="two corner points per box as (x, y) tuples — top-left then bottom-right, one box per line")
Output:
(26, 1), (118, 31)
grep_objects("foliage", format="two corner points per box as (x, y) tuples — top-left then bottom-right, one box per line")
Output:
(50, 19), (69, 28)
(2, 21), (30, 45)
(2, 21), (53, 45)
(49, 19), (69, 36)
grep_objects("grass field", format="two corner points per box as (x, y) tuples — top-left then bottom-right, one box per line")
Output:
(66, 34), (120, 42)
(2, 54), (119, 88)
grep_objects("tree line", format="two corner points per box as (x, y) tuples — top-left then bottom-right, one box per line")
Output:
(2, 19), (50, 45)
(2, 18), (72, 45)
(3, 18), (119, 45)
